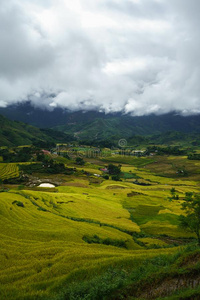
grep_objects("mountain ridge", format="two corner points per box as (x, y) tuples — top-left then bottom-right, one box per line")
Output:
(0, 114), (74, 147)
(1, 102), (200, 142)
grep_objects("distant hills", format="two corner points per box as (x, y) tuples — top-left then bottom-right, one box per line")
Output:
(1, 102), (200, 144)
(0, 114), (74, 147)
(54, 113), (200, 142)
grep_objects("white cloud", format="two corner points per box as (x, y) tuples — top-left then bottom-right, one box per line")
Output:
(0, 0), (200, 116)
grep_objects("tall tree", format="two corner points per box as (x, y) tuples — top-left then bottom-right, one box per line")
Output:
(179, 192), (200, 245)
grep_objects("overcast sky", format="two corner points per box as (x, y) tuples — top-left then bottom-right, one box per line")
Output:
(0, 0), (200, 115)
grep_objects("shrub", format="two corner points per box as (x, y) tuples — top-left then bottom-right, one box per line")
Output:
(12, 200), (24, 207)
(82, 235), (127, 249)
(111, 175), (121, 181)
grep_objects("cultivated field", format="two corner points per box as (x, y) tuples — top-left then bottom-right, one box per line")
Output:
(0, 154), (200, 299)
(0, 163), (19, 181)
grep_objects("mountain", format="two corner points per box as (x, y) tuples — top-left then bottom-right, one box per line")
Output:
(0, 114), (74, 147)
(49, 110), (200, 142)
(54, 113), (200, 141)
(1, 102), (200, 142)
(0, 102), (110, 128)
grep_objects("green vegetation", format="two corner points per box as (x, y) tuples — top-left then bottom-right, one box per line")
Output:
(1, 139), (200, 299)
(0, 146), (33, 162)
(107, 163), (121, 181)
(107, 164), (121, 175)
(179, 192), (200, 245)
(50, 109), (200, 144)
(19, 160), (71, 175)
(188, 153), (200, 160)
(146, 145), (186, 156)
(55, 245), (200, 300)
(12, 200), (24, 207)
(0, 163), (19, 181)
(82, 234), (127, 249)
(75, 157), (85, 165)
(168, 187), (179, 201)
(0, 114), (74, 147)
(102, 156), (155, 166)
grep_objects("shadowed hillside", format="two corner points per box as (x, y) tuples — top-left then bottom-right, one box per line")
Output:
(1, 102), (200, 142)
(0, 114), (74, 147)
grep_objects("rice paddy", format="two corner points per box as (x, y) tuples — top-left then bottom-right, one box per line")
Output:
(0, 163), (19, 181)
(0, 154), (200, 299)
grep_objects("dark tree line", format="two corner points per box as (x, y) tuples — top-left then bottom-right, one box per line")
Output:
(146, 146), (186, 156)
(0, 147), (33, 162)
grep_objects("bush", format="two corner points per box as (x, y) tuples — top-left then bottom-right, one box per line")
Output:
(58, 268), (128, 300)
(108, 164), (121, 175)
(17, 185), (25, 190)
(75, 157), (85, 165)
(12, 200), (24, 207)
(111, 175), (121, 181)
(82, 235), (127, 249)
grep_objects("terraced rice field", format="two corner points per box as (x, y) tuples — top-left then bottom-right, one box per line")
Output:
(0, 155), (200, 299)
(0, 187), (180, 300)
(0, 163), (19, 181)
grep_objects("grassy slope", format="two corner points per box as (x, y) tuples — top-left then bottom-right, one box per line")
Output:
(59, 245), (200, 300)
(53, 113), (200, 140)
(0, 188), (178, 300)
(1, 155), (200, 299)
(0, 115), (72, 147)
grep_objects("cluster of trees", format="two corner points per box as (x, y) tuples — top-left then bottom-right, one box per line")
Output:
(0, 147), (33, 162)
(0, 141), (61, 164)
(0, 146), (54, 163)
(75, 157), (85, 165)
(32, 141), (56, 149)
(188, 153), (200, 160)
(168, 189), (200, 245)
(107, 164), (121, 181)
(20, 158), (72, 175)
(146, 146), (186, 156)
(168, 187), (179, 201)
(179, 192), (200, 245)
(79, 139), (116, 149)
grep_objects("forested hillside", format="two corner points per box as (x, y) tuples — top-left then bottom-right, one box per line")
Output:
(0, 114), (74, 147)
(1, 102), (200, 142)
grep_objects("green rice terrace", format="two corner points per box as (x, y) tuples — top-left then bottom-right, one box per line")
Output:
(0, 163), (19, 181)
(1, 148), (200, 299)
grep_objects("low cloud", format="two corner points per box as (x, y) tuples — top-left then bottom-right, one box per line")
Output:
(0, 0), (200, 116)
